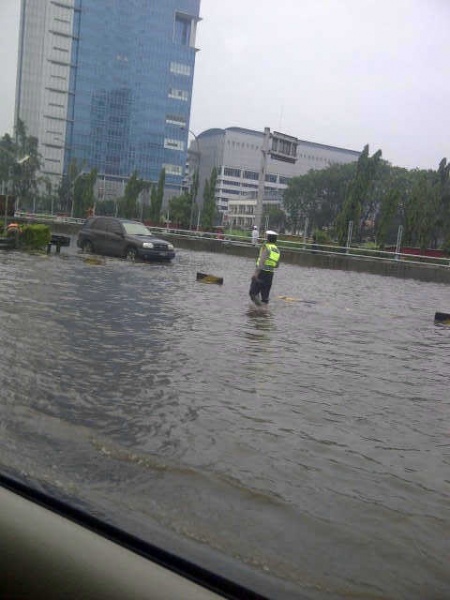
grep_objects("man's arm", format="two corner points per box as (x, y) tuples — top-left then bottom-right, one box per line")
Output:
(253, 245), (268, 278)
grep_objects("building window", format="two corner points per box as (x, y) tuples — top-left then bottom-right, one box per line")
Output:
(164, 138), (184, 151)
(163, 163), (183, 176)
(174, 14), (191, 46)
(224, 167), (241, 178)
(265, 174), (277, 183)
(166, 114), (186, 127)
(243, 170), (259, 181)
(168, 88), (188, 101)
(170, 62), (191, 76)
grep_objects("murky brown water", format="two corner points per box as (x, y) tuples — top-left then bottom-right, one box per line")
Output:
(1, 241), (449, 599)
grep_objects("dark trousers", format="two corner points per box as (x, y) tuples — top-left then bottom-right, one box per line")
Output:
(249, 270), (274, 304)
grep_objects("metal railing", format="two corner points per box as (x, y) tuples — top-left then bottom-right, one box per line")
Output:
(14, 211), (86, 225)
(12, 211), (450, 268)
(154, 226), (450, 268)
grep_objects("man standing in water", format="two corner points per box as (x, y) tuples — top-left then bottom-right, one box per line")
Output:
(249, 230), (280, 306)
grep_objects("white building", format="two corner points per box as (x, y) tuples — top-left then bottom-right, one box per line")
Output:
(186, 126), (360, 225)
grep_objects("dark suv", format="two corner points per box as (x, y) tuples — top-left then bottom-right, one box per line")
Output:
(77, 217), (175, 261)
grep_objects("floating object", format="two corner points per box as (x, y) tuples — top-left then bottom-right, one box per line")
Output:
(278, 295), (299, 303)
(277, 296), (318, 305)
(434, 311), (450, 325)
(47, 234), (71, 254)
(84, 256), (105, 265)
(196, 272), (223, 285)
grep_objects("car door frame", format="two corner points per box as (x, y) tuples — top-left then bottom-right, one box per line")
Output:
(87, 217), (108, 254)
(104, 219), (126, 257)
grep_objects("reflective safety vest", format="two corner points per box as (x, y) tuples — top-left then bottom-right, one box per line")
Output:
(257, 242), (280, 272)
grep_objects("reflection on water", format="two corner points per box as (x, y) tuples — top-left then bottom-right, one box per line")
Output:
(245, 305), (275, 344)
(1, 244), (449, 599)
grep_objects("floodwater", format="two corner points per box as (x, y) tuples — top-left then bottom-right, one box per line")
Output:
(0, 239), (449, 599)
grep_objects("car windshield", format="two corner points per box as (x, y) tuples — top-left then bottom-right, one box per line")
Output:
(2, 1), (450, 599)
(122, 222), (151, 236)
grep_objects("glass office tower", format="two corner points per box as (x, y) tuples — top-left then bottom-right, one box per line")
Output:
(15, 0), (200, 197)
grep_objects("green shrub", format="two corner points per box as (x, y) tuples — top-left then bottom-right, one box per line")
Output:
(441, 239), (450, 256)
(313, 229), (330, 244)
(19, 224), (51, 250)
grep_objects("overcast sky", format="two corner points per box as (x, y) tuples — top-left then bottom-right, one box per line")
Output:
(1, 0), (449, 170)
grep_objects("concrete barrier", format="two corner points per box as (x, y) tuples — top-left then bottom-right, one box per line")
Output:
(15, 217), (450, 285)
(163, 234), (450, 285)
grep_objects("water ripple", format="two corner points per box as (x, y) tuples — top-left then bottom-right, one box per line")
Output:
(1, 248), (450, 598)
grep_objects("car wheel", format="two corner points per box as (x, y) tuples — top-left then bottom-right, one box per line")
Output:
(125, 246), (138, 262)
(82, 240), (94, 254)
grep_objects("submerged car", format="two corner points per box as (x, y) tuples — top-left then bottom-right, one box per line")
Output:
(77, 217), (175, 261)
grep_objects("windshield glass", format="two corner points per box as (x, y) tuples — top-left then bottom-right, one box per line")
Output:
(122, 222), (151, 236)
(3, 0), (450, 598)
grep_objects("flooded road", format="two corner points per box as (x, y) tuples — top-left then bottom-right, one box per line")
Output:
(1, 241), (449, 599)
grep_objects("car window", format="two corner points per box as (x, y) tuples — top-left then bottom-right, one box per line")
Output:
(107, 221), (123, 235)
(91, 218), (108, 232)
(122, 222), (150, 236)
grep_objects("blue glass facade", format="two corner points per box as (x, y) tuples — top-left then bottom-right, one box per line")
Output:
(66, 0), (200, 192)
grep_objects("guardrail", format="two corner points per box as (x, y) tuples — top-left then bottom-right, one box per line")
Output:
(13, 212), (450, 268)
(151, 226), (450, 269)
(14, 211), (86, 225)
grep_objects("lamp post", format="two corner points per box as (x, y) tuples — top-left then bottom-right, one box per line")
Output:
(255, 127), (270, 231)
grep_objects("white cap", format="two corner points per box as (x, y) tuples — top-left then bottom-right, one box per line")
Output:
(266, 230), (277, 236)
(253, 225), (258, 229)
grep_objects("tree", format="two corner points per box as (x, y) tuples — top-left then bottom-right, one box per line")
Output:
(168, 192), (191, 228)
(150, 168), (165, 222)
(283, 161), (356, 234)
(263, 206), (286, 232)
(433, 158), (450, 246)
(402, 171), (440, 249)
(0, 134), (16, 184)
(12, 119), (42, 210)
(58, 159), (84, 215)
(375, 188), (401, 248)
(372, 165), (415, 247)
(188, 168), (199, 229)
(0, 120), (42, 210)
(120, 170), (148, 219)
(94, 199), (117, 216)
(37, 177), (59, 214)
(335, 145), (382, 244)
(72, 169), (98, 218)
(201, 167), (218, 230)
(282, 173), (314, 234)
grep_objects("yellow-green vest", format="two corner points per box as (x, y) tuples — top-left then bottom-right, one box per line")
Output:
(257, 242), (280, 271)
